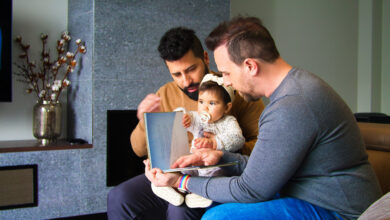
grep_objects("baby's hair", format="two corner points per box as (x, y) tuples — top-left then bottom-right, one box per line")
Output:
(199, 81), (232, 104)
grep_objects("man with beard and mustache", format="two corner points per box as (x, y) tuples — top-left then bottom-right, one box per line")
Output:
(107, 27), (264, 220)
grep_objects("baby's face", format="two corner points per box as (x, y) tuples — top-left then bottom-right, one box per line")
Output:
(197, 91), (229, 123)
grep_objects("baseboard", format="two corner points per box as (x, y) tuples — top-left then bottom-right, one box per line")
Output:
(50, 212), (107, 220)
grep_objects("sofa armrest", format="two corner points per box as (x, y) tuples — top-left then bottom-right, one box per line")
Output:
(358, 122), (390, 194)
(358, 122), (390, 152)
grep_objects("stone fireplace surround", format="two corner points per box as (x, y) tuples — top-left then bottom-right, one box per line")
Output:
(106, 110), (144, 186)
(0, 1), (228, 219)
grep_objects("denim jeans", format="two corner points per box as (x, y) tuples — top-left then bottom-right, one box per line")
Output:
(107, 174), (205, 220)
(202, 195), (343, 220)
(108, 174), (344, 220)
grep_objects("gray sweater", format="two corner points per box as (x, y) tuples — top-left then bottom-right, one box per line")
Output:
(187, 67), (382, 219)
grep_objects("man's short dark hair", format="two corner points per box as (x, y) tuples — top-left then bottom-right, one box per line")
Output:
(158, 27), (204, 61)
(205, 16), (280, 64)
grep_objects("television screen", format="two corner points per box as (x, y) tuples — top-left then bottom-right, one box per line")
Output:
(0, 0), (12, 102)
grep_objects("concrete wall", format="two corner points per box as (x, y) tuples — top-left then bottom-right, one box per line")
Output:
(0, 0), (229, 219)
(381, 0), (390, 114)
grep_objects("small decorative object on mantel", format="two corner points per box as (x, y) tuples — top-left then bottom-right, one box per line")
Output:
(14, 32), (87, 146)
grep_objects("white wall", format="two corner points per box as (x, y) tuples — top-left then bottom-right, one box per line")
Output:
(357, 0), (383, 113)
(231, 0), (389, 114)
(0, 0), (68, 141)
(381, 0), (390, 114)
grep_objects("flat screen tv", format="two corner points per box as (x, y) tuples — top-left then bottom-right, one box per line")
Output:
(0, 0), (12, 102)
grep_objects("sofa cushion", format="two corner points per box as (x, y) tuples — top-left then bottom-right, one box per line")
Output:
(358, 192), (390, 220)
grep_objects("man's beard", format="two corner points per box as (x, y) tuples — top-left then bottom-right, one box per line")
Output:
(181, 64), (209, 101)
(182, 85), (200, 101)
(240, 92), (259, 102)
(238, 84), (261, 102)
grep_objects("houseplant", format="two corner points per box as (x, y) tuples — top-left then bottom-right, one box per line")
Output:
(14, 32), (86, 145)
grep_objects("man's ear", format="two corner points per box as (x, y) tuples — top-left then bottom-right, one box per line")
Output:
(204, 51), (210, 66)
(225, 102), (232, 114)
(244, 58), (259, 76)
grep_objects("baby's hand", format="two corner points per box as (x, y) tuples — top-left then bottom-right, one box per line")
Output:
(194, 137), (216, 150)
(182, 113), (191, 128)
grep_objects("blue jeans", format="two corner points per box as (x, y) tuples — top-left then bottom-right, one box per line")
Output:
(202, 196), (344, 220)
(107, 174), (205, 220)
(109, 174), (343, 220)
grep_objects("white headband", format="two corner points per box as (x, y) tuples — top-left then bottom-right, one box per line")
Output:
(200, 73), (235, 103)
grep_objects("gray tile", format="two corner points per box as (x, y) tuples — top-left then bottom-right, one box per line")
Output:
(80, 154), (106, 194)
(68, 0), (94, 18)
(67, 81), (93, 143)
(80, 190), (109, 214)
(1, 1), (229, 219)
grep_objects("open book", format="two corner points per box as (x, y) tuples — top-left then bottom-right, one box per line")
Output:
(144, 111), (238, 173)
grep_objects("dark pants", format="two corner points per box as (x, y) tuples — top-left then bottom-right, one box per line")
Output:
(107, 174), (206, 220)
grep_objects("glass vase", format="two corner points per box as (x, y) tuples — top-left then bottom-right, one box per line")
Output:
(33, 100), (62, 145)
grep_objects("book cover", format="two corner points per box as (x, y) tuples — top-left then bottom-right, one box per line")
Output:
(144, 111), (238, 173)
(144, 112), (189, 172)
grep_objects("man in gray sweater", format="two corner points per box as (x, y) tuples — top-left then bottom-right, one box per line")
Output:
(145, 17), (382, 219)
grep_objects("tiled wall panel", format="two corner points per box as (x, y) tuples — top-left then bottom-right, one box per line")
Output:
(0, 0), (228, 219)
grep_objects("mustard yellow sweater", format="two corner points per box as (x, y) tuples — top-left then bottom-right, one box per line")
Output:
(130, 81), (264, 157)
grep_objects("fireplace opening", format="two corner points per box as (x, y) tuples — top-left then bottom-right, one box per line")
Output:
(107, 110), (146, 186)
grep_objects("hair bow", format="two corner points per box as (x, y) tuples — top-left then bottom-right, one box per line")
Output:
(200, 73), (235, 103)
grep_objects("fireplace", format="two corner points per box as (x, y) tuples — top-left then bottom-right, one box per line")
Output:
(106, 110), (146, 186)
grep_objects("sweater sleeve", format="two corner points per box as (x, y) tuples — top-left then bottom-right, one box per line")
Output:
(130, 121), (148, 157)
(186, 96), (317, 203)
(230, 96), (264, 156)
(215, 116), (245, 152)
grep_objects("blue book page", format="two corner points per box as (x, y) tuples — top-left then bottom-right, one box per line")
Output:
(144, 112), (190, 171)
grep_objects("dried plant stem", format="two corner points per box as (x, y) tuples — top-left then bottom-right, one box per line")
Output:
(13, 33), (87, 103)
